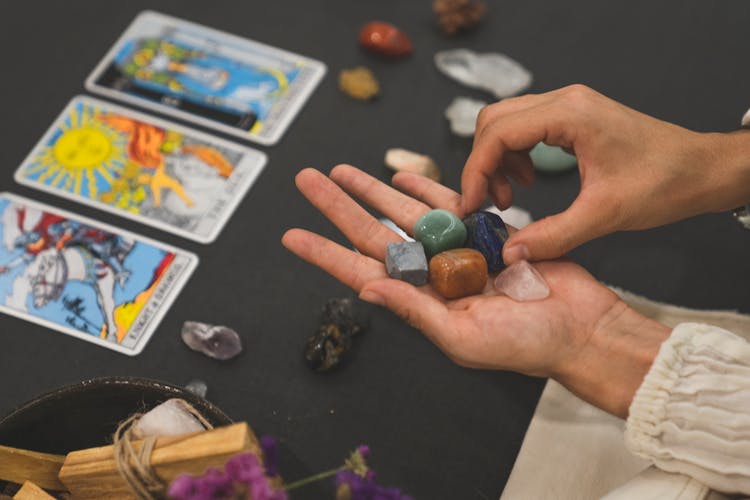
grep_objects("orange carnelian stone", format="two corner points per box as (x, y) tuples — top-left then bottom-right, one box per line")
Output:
(429, 248), (488, 299)
(359, 21), (413, 58)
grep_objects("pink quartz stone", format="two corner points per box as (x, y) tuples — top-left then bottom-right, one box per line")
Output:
(494, 260), (550, 301)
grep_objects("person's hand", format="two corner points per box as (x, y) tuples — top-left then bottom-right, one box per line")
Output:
(461, 84), (750, 264)
(282, 165), (670, 417)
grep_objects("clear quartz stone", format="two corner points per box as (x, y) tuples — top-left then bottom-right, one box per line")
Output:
(132, 398), (206, 439)
(185, 379), (208, 398)
(494, 260), (550, 301)
(434, 49), (532, 98)
(444, 96), (487, 137)
(181, 321), (242, 360)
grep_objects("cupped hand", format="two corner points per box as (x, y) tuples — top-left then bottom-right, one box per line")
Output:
(461, 84), (750, 264)
(282, 165), (670, 417)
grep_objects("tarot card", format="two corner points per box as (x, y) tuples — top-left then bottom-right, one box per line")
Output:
(0, 193), (197, 355)
(15, 96), (267, 244)
(85, 10), (326, 145)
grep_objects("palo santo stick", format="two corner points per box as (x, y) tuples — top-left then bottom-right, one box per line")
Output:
(13, 482), (56, 500)
(0, 445), (65, 491)
(59, 423), (259, 500)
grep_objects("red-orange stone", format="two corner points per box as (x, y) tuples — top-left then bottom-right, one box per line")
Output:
(429, 248), (488, 299)
(359, 21), (413, 58)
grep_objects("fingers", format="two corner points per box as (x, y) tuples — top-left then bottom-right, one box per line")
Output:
(503, 195), (609, 263)
(461, 108), (569, 213)
(461, 85), (598, 213)
(391, 172), (462, 214)
(487, 169), (513, 209)
(329, 164), (432, 235)
(295, 168), (403, 260)
(282, 229), (387, 291)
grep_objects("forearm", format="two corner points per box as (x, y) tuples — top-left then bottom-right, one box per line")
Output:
(552, 301), (670, 418)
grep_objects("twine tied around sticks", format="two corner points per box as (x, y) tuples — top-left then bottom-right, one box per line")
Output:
(113, 399), (214, 499)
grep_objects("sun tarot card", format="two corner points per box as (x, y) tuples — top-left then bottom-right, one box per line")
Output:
(15, 96), (267, 244)
(85, 11), (327, 145)
(0, 194), (197, 355)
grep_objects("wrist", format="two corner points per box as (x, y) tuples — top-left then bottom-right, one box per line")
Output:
(552, 301), (670, 418)
(694, 131), (750, 213)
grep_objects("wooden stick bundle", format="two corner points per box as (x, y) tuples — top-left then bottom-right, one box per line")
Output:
(0, 423), (259, 499)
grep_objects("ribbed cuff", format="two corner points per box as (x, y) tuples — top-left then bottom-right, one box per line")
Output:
(625, 323), (750, 494)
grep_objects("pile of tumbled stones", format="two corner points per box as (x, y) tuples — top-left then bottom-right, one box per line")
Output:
(385, 209), (509, 299)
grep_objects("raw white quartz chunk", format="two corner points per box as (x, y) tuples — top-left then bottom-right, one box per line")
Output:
(435, 49), (532, 98)
(484, 205), (533, 230)
(494, 260), (550, 301)
(444, 96), (487, 137)
(132, 398), (206, 438)
(384, 148), (441, 182)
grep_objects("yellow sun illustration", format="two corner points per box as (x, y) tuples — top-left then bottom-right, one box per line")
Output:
(24, 103), (127, 199)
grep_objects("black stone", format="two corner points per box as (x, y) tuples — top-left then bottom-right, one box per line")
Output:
(304, 324), (353, 372)
(304, 298), (368, 372)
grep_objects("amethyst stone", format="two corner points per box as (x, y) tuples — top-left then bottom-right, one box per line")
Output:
(181, 321), (243, 360)
(463, 211), (509, 272)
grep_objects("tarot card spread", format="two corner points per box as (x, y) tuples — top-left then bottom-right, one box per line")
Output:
(0, 194), (197, 355)
(15, 96), (266, 243)
(85, 11), (327, 145)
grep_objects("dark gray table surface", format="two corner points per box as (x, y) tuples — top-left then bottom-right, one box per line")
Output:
(1, 1), (749, 498)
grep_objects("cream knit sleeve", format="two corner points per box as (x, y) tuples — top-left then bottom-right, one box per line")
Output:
(625, 323), (750, 495)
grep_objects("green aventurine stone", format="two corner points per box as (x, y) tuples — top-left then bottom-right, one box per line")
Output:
(413, 209), (467, 258)
(530, 142), (577, 173)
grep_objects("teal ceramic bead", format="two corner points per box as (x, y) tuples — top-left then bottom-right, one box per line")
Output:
(413, 209), (467, 258)
(530, 142), (577, 173)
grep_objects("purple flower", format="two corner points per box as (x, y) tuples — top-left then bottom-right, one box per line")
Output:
(168, 474), (198, 499)
(224, 453), (288, 500)
(225, 453), (266, 483)
(260, 435), (280, 477)
(168, 468), (235, 500)
(355, 445), (371, 459)
(335, 470), (413, 500)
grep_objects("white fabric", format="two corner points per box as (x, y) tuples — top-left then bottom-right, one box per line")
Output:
(742, 107), (750, 127)
(625, 323), (750, 495)
(500, 290), (750, 500)
(499, 379), (649, 500)
(602, 466), (712, 500)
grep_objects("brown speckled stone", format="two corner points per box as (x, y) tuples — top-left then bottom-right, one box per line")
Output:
(429, 248), (488, 299)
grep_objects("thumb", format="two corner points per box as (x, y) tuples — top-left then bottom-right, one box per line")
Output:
(503, 197), (607, 263)
(359, 279), (452, 344)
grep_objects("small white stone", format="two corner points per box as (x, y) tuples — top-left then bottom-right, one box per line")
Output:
(384, 148), (441, 182)
(484, 205), (533, 229)
(444, 96), (487, 137)
(379, 218), (414, 242)
(132, 398), (206, 439)
(435, 49), (532, 99)
(494, 260), (550, 301)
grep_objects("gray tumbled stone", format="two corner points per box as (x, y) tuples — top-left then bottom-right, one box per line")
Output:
(385, 241), (429, 286)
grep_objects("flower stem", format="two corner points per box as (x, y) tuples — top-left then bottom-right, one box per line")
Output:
(284, 466), (345, 491)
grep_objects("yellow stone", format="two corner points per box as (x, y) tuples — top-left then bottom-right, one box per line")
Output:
(339, 67), (380, 100)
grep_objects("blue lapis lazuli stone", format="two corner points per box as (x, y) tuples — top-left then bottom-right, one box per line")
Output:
(463, 211), (509, 272)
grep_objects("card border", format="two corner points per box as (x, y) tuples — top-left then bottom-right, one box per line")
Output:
(14, 95), (267, 244)
(84, 10), (327, 145)
(0, 192), (198, 356)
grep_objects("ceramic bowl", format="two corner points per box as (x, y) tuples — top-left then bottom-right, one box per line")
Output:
(0, 376), (231, 454)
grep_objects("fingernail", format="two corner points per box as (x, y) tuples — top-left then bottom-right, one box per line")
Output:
(504, 244), (530, 264)
(359, 289), (385, 306)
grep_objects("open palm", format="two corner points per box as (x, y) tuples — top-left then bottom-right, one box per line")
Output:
(282, 165), (628, 381)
